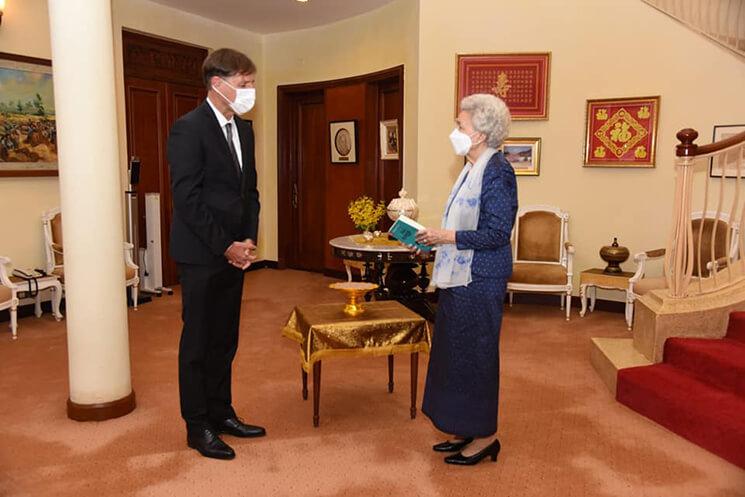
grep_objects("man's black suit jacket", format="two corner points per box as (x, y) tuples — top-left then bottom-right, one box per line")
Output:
(167, 100), (260, 265)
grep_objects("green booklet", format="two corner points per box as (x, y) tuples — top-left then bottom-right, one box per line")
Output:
(389, 215), (431, 252)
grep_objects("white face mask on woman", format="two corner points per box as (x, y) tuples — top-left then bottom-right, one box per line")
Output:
(449, 128), (478, 156)
(214, 78), (256, 114)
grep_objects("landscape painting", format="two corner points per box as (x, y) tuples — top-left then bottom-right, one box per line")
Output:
(0, 52), (58, 177)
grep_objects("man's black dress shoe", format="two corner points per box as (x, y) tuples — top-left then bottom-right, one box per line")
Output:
(444, 438), (501, 465)
(187, 427), (235, 460)
(212, 417), (266, 438)
(432, 438), (474, 452)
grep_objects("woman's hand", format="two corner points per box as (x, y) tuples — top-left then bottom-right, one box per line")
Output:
(416, 228), (456, 247)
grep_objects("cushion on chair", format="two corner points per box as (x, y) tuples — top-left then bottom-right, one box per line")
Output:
(516, 211), (561, 262)
(692, 218), (730, 277)
(51, 214), (64, 265)
(0, 285), (11, 303)
(633, 276), (668, 295)
(509, 263), (567, 285)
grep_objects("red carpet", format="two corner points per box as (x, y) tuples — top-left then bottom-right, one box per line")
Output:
(617, 312), (745, 469)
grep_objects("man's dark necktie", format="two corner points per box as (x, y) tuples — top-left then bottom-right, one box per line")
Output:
(224, 122), (242, 178)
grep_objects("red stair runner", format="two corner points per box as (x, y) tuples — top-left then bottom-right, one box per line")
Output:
(617, 312), (745, 469)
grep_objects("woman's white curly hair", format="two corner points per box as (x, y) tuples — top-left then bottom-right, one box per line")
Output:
(459, 93), (511, 148)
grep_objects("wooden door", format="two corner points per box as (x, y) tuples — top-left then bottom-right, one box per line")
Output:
(282, 92), (327, 272)
(122, 31), (207, 286)
(277, 66), (404, 274)
(124, 76), (167, 277)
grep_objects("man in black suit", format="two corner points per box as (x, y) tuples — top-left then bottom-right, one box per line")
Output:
(168, 48), (264, 460)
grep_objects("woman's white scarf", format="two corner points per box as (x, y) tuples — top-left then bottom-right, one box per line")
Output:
(431, 148), (496, 289)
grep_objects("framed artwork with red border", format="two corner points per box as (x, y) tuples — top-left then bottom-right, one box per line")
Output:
(584, 96), (660, 168)
(456, 53), (550, 120)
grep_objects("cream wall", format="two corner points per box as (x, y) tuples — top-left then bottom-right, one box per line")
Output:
(0, 0), (264, 268)
(261, 0), (420, 261)
(3, 0), (744, 300)
(416, 0), (745, 299)
(0, 0), (58, 269)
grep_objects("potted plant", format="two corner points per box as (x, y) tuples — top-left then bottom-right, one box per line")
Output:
(347, 196), (387, 241)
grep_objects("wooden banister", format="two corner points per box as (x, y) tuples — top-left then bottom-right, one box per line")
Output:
(676, 127), (745, 157)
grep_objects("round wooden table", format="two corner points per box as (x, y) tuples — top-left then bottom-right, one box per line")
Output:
(329, 235), (436, 321)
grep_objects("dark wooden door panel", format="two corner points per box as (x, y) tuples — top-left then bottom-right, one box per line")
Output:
(122, 31), (207, 288)
(125, 77), (167, 254)
(296, 99), (326, 272)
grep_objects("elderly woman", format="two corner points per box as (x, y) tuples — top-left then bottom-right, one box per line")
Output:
(415, 94), (517, 466)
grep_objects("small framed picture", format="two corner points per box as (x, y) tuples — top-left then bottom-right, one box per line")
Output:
(329, 120), (358, 164)
(710, 124), (745, 178)
(503, 137), (541, 176)
(379, 119), (399, 160)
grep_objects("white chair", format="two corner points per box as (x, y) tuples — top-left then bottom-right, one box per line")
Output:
(0, 257), (19, 339)
(42, 208), (140, 309)
(0, 256), (63, 340)
(627, 210), (739, 328)
(507, 205), (575, 320)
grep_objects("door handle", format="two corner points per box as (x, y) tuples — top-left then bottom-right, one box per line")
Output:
(292, 183), (298, 209)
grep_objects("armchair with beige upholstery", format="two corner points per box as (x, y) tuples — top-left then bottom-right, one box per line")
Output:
(507, 205), (575, 320)
(42, 208), (140, 309)
(627, 211), (739, 327)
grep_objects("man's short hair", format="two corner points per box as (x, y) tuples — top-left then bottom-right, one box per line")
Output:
(202, 48), (256, 88)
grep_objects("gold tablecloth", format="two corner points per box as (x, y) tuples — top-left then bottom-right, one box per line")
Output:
(282, 301), (431, 372)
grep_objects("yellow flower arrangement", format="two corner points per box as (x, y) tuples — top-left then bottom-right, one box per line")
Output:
(348, 196), (387, 232)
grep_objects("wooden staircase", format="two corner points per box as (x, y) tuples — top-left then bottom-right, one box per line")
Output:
(642, 0), (745, 57)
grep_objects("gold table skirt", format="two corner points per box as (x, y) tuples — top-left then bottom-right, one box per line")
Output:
(282, 301), (432, 372)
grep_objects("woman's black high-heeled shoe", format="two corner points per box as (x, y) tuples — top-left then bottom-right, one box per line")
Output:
(444, 438), (501, 465)
(432, 437), (474, 452)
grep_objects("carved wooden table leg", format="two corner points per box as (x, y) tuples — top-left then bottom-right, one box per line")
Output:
(410, 353), (419, 419)
(313, 361), (322, 427)
(388, 355), (394, 393)
(301, 367), (308, 400)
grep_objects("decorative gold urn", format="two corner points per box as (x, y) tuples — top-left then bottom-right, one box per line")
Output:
(599, 237), (630, 274)
(387, 189), (419, 222)
(329, 282), (379, 317)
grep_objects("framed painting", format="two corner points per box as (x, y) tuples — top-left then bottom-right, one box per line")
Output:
(710, 124), (745, 178)
(0, 52), (58, 177)
(456, 53), (550, 120)
(503, 137), (541, 176)
(584, 96), (660, 168)
(329, 120), (358, 164)
(379, 119), (399, 160)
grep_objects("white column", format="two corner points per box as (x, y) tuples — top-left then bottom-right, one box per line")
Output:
(48, 0), (135, 419)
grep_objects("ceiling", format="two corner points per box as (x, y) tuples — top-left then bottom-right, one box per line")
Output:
(149, 0), (398, 34)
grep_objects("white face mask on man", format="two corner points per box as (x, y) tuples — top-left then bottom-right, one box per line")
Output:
(214, 78), (256, 114)
(449, 128), (480, 156)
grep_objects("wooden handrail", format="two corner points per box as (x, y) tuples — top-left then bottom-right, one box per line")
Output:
(676, 127), (745, 157)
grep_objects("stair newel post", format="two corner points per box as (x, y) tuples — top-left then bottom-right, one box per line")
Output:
(666, 129), (699, 297)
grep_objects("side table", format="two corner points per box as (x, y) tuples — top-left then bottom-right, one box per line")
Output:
(282, 300), (431, 427)
(579, 268), (635, 330)
(9, 274), (64, 339)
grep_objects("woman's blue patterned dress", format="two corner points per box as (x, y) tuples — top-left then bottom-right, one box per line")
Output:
(422, 151), (518, 438)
